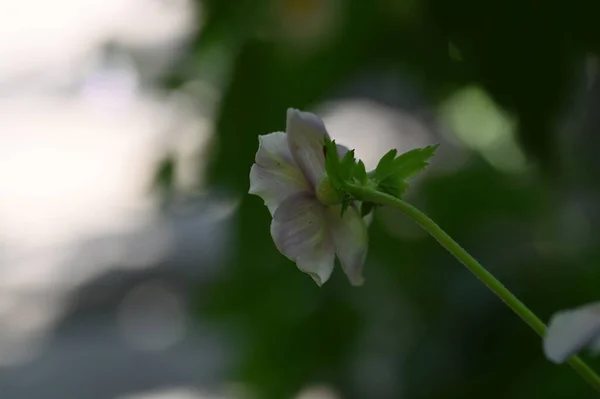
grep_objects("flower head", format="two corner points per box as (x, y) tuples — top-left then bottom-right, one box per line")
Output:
(543, 301), (600, 363)
(249, 108), (368, 286)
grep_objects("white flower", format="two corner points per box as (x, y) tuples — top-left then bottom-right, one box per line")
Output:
(543, 301), (600, 363)
(249, 108), (368, 286)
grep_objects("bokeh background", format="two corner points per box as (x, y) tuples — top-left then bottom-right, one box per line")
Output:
(2, 0), (600, 398)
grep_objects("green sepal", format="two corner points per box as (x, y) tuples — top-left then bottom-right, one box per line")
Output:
(324, 137), (363, 189)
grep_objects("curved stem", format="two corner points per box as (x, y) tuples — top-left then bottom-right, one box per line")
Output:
(353, 186), (600, 393)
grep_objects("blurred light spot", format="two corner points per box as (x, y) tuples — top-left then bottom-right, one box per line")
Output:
(111, 0), (199, 48)
(274, 0), (342, 50)
(177, 80), (222, 118)
(440, 85), (527, 173)
(442, 86), (510, 148)
(114, 219), (174, 270)
(117, 281), (187, 352)
(0, 96), (165, 247)
(198, 196), (241, 221)
(0, 0), (220, 375)
(219, 383), (252, 399)
(295, 385), (340, 399)
(165, 83), (218, 190)
(118, 387), (225, 399)
(0, 0), (197, 87)
(319, 99), (434, 170)
(0, 294), (64, 366)
(0, 73), (214, 287)
(80, 52), (140, 110)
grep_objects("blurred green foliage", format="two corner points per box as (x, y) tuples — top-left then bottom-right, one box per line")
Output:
(176, 0), (600, 397)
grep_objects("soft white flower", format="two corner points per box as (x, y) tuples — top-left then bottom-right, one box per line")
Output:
(249, 108), (368, 286)
(543, 301), (600, 363)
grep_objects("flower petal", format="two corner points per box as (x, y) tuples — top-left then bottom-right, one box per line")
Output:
(286, 108), (330, 187)
(326, 205), (368, 286)
(255, 131), (295, 167)
(543, 302), (600, 363)
(249, 132), (311, 215)
(271, 193), (335, 285)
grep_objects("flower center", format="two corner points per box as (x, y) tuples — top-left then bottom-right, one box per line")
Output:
(315, 175), (345, 205)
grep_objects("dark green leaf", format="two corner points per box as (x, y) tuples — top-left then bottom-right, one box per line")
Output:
(324, 137), (343, 189)
(355, 160), (368, 184)
(375, 149), (398, 181)
(339, 150), (357, 182)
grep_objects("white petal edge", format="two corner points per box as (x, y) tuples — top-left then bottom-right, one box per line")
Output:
(270, 193), (335, 286)
(543, 302), (600, 363)
(249, 132), (310, 215)
(255, 131), (295, 167)
(326, 205), (368, 286)
(286, 108), (330, 188)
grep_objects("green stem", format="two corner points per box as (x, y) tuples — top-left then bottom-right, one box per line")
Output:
(354, 186), (600, 393)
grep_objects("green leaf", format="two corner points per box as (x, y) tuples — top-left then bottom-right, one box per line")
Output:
(324, 137), (343, 189)
(324, 138), (365, 191)
(354, 160), (368, 184)
(388, 144), (439, 180)
(373, 144), (439, 199)
(375, 149), (398, 181)
(340, 150), (357, 181)
(375, 145), (439, 182)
